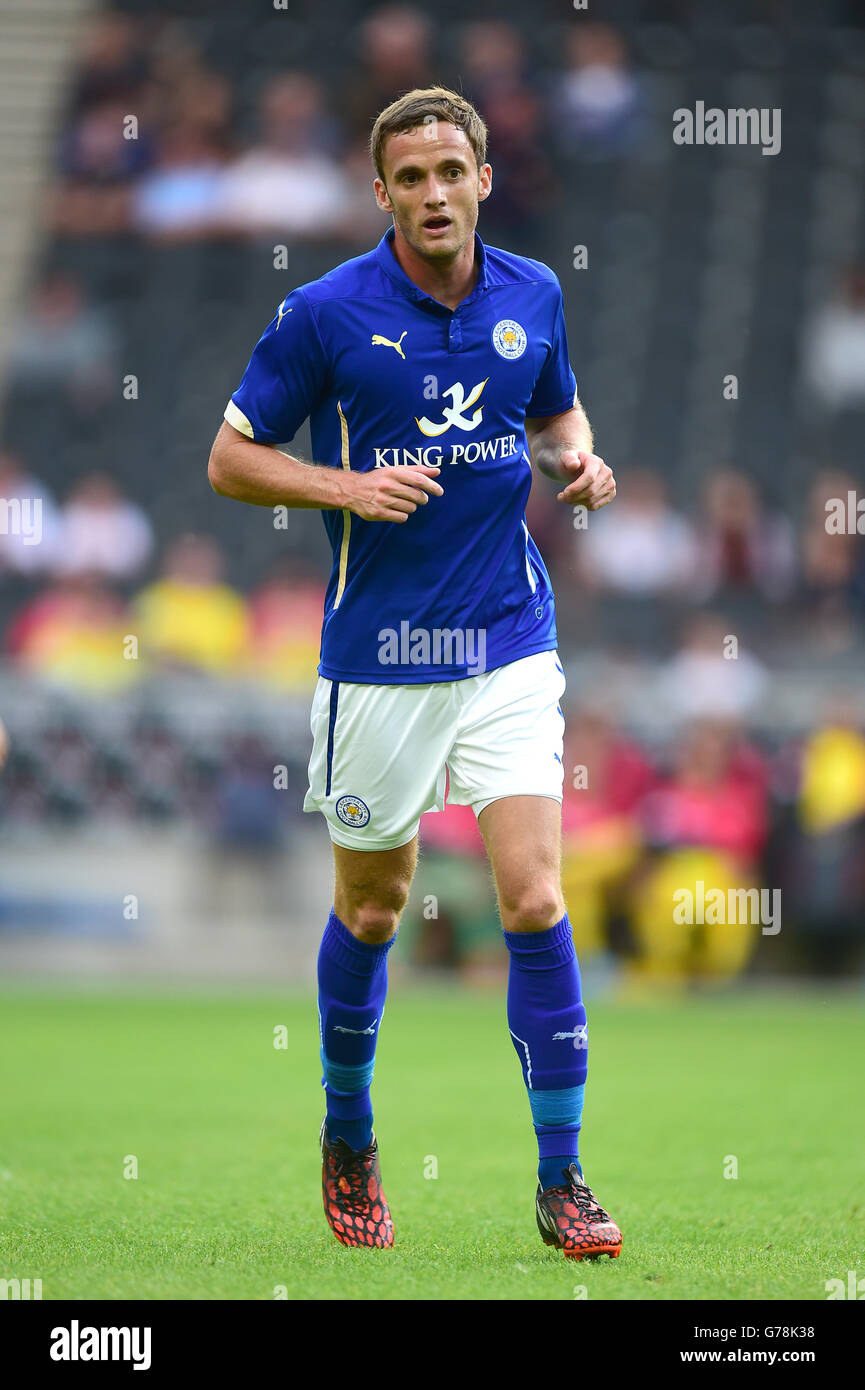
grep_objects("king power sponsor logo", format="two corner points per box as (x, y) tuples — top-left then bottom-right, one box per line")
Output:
(373, 432), (519, 469)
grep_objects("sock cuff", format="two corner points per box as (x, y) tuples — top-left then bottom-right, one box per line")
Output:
(503, 914), (574, 969)
(323, 908), (397, 974)
(528, 1083), (586, 1128)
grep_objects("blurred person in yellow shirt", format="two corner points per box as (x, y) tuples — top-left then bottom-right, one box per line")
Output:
(798, 704), (865, 834)
(6, 574), (137, 690)
(135, 533), (248, 674)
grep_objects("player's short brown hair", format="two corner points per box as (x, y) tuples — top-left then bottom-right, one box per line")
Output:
(370, 86), (488, 184)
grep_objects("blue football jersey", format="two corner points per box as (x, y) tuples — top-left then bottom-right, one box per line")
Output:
(225, 226), (577, 684)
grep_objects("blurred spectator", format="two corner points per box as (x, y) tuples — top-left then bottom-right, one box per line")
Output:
(0, 452), (60, 575)
(690, 469), (796, 604)
(776, 696), (865, 975)
(552, 24), (642, 160)
(218, 74), (347, 236)
(798, 699), (865, 836)
(5, 575), (134, 690)
(657, 615), (768, 722)
(804, 264), (865, 412)
(576, 468), (695, 596)
(800, 468), (862, 627)
(135, 534), (248, 673)
(459, 22), (558, 240)
(341, 6), (434, 139)
(337, 138), (395, 243)
(53, 472), (153, 580)
(245, 559), (325, 690)
(52, 98), (154, 234)
(409, 801), (496, 974)
(625, 722), (770, 988)
(141, 29), (233, 139)
(640, 720), (769, 863)
(69, 13), (149, 113)
(560, 702), (658, 956)
(132, 125), (227, 238)
(7, 274), (118, 410)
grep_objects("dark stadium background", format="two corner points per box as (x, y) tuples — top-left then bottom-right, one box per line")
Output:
(1, 0), (864, 994)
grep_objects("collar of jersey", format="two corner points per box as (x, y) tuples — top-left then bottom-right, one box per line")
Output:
(374, 224), (489, 310)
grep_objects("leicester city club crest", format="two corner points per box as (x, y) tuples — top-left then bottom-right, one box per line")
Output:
(491, 319), (527, 360)
(336, 795), (371, 828)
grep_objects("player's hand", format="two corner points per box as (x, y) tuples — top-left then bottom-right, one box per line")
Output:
(342, 464), (444, 522)
(556, 451), (616, 510)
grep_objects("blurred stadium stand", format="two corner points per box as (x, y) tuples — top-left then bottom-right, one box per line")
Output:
(1, 0), (864, 982)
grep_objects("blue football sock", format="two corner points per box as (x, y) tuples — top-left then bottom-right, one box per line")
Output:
(317, 907), (395, 1153)
(503, 915), (587, 1191)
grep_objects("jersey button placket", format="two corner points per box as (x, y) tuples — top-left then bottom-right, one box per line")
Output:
(448, 313), (462, 354)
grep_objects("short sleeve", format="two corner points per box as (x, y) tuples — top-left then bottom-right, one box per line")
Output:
(224, 290), (328, 444)
(526, 287), (577, 418)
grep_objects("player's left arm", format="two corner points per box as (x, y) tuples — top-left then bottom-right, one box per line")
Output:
(525, 392), (616, 511)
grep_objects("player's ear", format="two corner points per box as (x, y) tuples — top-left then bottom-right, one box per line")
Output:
(477, 164), (492, 203)
(374, 177), (393, 213)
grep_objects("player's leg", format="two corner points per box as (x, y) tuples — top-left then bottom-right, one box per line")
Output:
(320, 837), (417, 1151)
(445, 650), (621, 1257)
(317, 838), (417, 1249)
(302, 672), (454, 1247)
(477, 793), (585, 1186)
(478, 792), (622, 1259)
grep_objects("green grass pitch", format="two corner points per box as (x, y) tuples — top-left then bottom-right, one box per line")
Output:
(1, 987), (862, 1300)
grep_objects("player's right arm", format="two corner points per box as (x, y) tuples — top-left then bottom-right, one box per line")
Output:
(211, 290), (442, 522)
(208, 422), (443, 522)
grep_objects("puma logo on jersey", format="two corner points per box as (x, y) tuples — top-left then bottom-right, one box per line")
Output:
(416, 379), (488, 437)
(372, 330), (407, 359)
(276, 298), (293, 330)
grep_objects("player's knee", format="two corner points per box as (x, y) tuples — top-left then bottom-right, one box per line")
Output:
(499, 882), (565, 933)
(338, 882), (410, 945)
(343, 903), (400, 945)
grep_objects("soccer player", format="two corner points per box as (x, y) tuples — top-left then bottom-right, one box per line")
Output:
(208, 87), (622, 1260)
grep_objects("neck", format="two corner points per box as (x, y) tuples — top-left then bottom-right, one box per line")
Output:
(389, 225), (478, 310)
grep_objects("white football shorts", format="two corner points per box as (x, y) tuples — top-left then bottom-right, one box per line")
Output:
(302, 648), (566, 851)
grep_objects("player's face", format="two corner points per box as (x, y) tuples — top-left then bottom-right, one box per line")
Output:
(374, 124), (492, 264)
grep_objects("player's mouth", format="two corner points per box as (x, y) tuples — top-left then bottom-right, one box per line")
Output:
(421, 215), (452, 236)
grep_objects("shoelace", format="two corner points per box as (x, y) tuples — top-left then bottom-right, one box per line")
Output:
(564, 1172), (611, 1223)
(331, 1141), (374, 1188)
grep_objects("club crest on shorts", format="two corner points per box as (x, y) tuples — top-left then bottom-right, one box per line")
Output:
(491, 319), (527, 360)
(336, 795), (370, 828)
